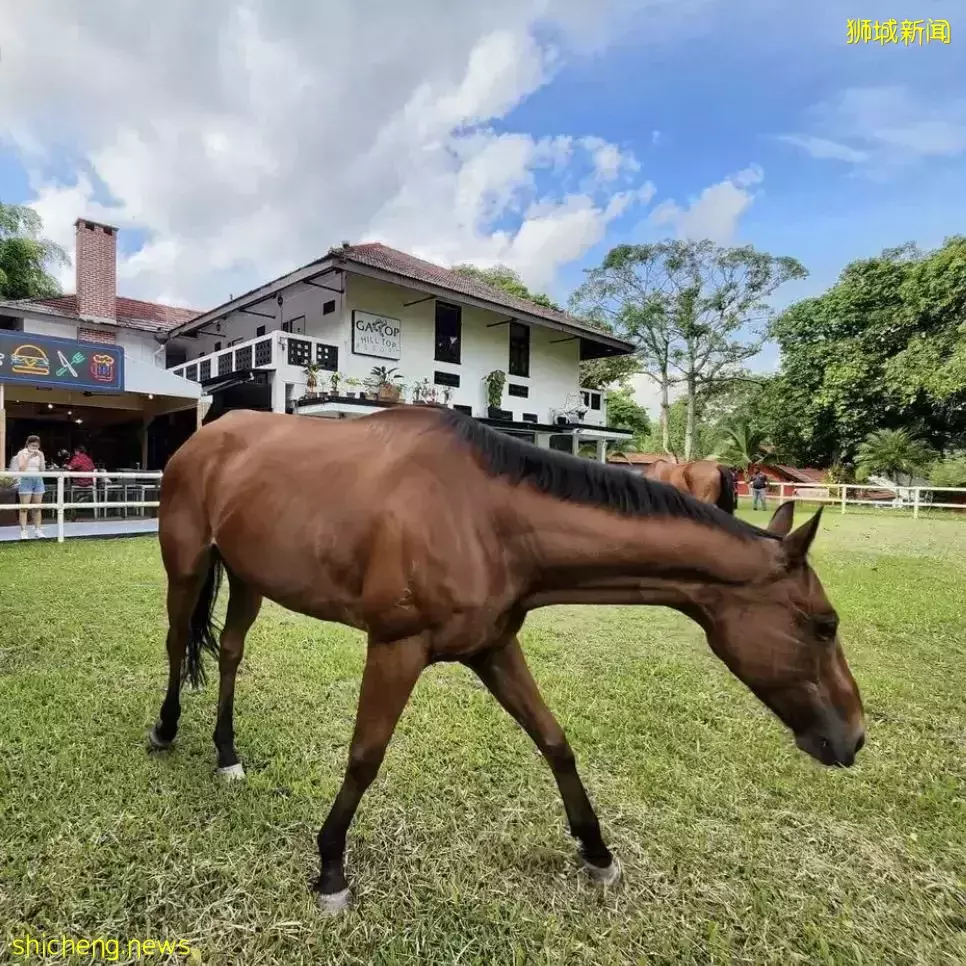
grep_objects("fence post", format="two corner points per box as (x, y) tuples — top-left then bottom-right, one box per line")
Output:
(56, 474), (65, 543)
(840, 484), (847, 515)
(913, 487), (920, 520)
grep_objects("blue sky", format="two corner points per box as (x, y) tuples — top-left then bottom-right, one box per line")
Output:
(536, 4), (966, 295)
(1, 2), (964, 406)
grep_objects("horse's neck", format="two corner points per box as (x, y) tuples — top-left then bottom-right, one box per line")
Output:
(515, 496), (779, 604)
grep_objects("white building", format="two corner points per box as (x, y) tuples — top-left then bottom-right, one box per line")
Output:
(164, 242), (635, 457)
(0, 218), (202, 469)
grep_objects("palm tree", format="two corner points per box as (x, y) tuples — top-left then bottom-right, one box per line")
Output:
(713, 419), (777, 474)
(854, 429), (934, 485)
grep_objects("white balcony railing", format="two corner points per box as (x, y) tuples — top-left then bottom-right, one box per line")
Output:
(169, 331), (340, 386)
(1, 470), (163, 542)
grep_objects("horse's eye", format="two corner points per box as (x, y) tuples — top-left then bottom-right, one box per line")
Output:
(813, 616), (838, 640)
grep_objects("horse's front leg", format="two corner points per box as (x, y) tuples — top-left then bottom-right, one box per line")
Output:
(467, 635), (619, 885)
(314, 634), (428, 914)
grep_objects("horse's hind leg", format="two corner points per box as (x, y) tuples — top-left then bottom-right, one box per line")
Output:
(212, 570), (262, 780)
(148, 569), (207, 751)
(467, 636), (619, 886)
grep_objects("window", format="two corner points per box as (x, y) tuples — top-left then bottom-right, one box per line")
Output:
(282, 316), (305, 334)
(214, 341), (222, 351)
(0, 316), (22, 331)
(580, 390), (602, 411)
(322, 300), (336, 315)
(507, 383), (528, 398)
(434, 302), (462, 364)
(256, 325), (266, 337)
(165, 343), (187, 368)
(508, 322), (530, 377)
(434, 370), (460, 388)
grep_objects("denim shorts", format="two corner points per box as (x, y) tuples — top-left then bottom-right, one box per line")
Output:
(17, 475), (46, 496)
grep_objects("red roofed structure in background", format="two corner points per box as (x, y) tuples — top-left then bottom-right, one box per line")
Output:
(0, 219), (203, 334)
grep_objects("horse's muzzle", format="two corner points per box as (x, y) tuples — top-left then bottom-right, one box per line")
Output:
(795, 721), (865, 768)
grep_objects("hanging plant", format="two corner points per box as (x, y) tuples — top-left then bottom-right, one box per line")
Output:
(483, 369), (506, 409)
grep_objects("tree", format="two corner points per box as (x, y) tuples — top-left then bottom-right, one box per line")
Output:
(605, 385), (651, 440)
(769, 237), (966, 465)
(712, 418), (778, 474)
(929, 453), (966, 488)
(451, 263), (561, 310)
(577, 353), (643, 392)
(854, 429), (934, 485)
(570, 241), (806, 459)
(0, 202), (68, 299)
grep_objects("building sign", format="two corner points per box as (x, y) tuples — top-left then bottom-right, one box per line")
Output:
(351, 310), (401, 360)
(0, 331), (124, 392)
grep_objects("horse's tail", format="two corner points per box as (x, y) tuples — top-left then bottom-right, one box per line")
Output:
(184, 547), (224, 689)
(716, 465), (737, 515)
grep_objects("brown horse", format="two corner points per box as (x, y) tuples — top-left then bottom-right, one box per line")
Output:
(641, 458), (737, 514)
(149, 406), (864, 914)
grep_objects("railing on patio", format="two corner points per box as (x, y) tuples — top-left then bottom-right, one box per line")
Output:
(169, 330), (340, 384)
(750, 481), (966, 518)
(2, 471), (163, 543)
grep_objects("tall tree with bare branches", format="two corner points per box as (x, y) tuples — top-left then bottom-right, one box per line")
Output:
(571, 241), (806, 458)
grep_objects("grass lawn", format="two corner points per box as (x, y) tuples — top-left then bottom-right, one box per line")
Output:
(1, 511), (964, 965)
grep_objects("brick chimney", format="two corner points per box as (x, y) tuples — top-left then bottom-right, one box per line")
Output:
(74, 218), (118, 319)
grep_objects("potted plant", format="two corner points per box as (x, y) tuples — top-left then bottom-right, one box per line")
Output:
(371, 365), (403, 402)
(329, 370), (344, 396)
(483, 369), (510, 420)
(441, 386), (454, 407)
(344, 376), (363, 399)
(304, 362), (323, 396)
(411, 378), (431, 405)
(0, 475), (18, 527)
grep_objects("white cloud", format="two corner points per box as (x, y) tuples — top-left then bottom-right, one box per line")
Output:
(0, 1), (689, 308)
(648, 164), (763, 243)
(779, 85), (966, 175)
(776, 135), (868, 164)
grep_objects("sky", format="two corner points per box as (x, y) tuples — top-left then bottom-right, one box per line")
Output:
(1, 1), (964, 415)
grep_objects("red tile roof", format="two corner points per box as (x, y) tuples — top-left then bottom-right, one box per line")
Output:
(331, 242), (617, 340)
(774, 465), (827, 484)
(1, 294), (202, 333)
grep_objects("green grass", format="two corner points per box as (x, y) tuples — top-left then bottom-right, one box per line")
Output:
(1, 513), (965, 965)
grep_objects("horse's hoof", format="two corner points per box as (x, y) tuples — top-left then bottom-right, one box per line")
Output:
(147, 726), (173, 751)
(317, 888), (351, 916)
(582, 855), (621, 887)
(215, 763), (246, 781)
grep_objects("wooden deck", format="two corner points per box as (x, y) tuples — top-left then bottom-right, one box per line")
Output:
(0, 519), (159, 543)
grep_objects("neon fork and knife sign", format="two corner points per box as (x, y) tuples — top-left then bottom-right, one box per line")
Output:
(56, 350), (86, 378)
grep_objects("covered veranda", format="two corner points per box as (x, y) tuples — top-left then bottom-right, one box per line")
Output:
(292, 396), (633, 459)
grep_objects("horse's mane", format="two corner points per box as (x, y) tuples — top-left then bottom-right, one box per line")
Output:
(435, 408), (774, 540)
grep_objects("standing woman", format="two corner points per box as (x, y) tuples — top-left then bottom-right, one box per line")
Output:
(15, 434), (47, 539)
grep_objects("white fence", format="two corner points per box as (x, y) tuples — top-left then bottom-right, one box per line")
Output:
(2, 470), (163, 543)
(749, 481), (966, 518)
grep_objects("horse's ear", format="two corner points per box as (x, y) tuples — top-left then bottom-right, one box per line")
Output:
(783, 506), (824, 563)
(767, 501), (796, 536)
